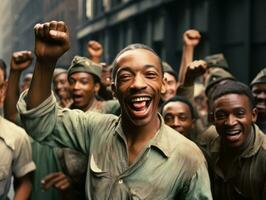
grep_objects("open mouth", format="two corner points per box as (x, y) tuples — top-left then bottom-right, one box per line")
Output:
(224, 129), (242, 142)
(256, 103), (266, 110)
(73, 94), (83, 103)
(128, 96), (152, 117)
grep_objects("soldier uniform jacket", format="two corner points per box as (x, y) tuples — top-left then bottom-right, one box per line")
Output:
(205, 125), (266, 200)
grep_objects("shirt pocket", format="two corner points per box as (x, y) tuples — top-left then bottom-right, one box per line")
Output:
(89, 155), (110, 196)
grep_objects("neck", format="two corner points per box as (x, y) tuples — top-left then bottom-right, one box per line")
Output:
(122, 114), (161, 146)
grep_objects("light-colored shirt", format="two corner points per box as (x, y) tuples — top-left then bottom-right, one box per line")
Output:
(0, 116), (35, 199)
(17, 92), (212, 200)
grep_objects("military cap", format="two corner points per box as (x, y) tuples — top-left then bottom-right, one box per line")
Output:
(205, 67), (235, 96)
(68, 56), (102, 80)
(162, 61), (178, 81)
(204, 53), (229, 69)
(53, 68), (67, 79)
(250, 68), (266, 86)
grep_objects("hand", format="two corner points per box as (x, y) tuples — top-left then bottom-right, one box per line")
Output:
(10, 51), (33, 71)
(184, 60), (207, 85)
(34, 21), (70, 64)
(41, 172), (71, 191)
(183, 29), (201, 47)
(87, 40), (103, 58)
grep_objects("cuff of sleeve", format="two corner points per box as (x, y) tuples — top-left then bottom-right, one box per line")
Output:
(15, 161), (36, 178)
(17, 90), (57, 118)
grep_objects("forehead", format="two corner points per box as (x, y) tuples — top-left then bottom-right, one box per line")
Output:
(70, 72), (94, 79)
(164, 72), (176, 80)
(116, 48), (161, 69)
(214, 93), (250, 110)
(163, 101), (190, 114)
(55, 73), (67, 80)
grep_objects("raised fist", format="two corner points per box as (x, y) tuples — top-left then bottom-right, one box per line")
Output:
(34, 21), (70, 64)
(10, 51), (33, 71)
(87, 40), (103, 59)
(183, 29), (201, 47)
(184, 60), (207, 85)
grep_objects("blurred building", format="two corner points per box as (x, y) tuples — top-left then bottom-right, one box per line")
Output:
(43, 0), (79, 67)
(77, 0), (266, 83)
(0, 0), (79, 74)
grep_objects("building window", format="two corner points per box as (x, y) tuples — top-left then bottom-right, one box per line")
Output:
(86, 0), (93, 18)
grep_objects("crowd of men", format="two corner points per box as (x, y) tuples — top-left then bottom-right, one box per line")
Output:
(0, 20), (265, 200)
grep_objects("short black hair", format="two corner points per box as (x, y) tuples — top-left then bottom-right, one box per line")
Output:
(112, 43), (163, 81)
(212, 80), (255, 109)
(0, 59), (7, 80)
(161, 95), (196, 119)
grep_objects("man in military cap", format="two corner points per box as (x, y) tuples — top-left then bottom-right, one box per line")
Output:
(250, 68), (266, 133)
(67, 55), (119, 113)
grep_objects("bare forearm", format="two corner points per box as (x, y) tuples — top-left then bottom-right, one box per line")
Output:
(179, 46), (194, 84)
(4, 70), (21, 122)
(26, 60), (55, 109)
(14, 176), (32, 200)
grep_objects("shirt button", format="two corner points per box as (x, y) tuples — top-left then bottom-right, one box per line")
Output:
(118, 179), (123, 184)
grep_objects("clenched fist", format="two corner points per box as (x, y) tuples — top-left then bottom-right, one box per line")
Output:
(11, 51), (33, 71)
(183, 29), (201, 47)
(34, 21), (70, 64)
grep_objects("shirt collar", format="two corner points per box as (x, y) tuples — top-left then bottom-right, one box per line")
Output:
(114, 113), (172, 158)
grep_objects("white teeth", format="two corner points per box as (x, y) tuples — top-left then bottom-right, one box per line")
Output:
(131, 97), (151, 102)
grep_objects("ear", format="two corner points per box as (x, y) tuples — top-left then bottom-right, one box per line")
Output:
(160, 78), (167, 94)
(111, 82), (117, 98)
(94, 83), (100, 94)
(251, 107), (258, 123)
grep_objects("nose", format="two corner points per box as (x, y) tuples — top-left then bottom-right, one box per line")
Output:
(225, 114), (237, 126)
(130, 73), (147, 91)
(73, 82), (81, 90)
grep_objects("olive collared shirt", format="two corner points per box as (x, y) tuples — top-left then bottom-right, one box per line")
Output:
(17, 91), (212, 200)
(205, 125), (266, 200)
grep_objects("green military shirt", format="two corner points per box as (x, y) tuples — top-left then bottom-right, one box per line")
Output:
(205, 125), (266, 199)
(17, 92), (212, 200)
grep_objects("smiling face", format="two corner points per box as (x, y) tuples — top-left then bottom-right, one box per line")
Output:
(53, 72), (70, 99)
(161, 72), (178, 101)
(162, 101), (194, 136)
(69, 72), (99, 111)
(113, 48), (165, 127)
(213, 93), (257, 149)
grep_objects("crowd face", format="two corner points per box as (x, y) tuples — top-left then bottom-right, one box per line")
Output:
(113, 48), (165, 127)
(161, 72), (177, 101)
(251, 83), (266, 119)
(20, 74), (32, 92)
(163, 101), (193, 136)
(213, 94), (257, 149)
(69, 72), (99, 111)
(53, 73), (70, 99)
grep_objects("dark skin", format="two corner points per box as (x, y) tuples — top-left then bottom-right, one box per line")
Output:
(4, 50), (33, 122)
(27, 21), (166, 167)
(112, 49), (166, 165)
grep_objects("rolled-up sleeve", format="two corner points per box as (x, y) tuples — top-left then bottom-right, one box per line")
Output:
(17, 90), (91, 154)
